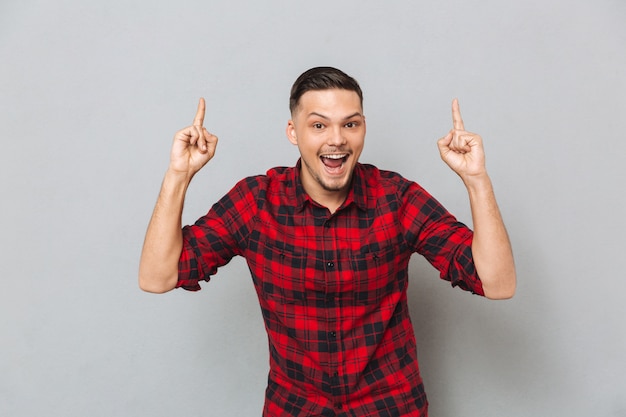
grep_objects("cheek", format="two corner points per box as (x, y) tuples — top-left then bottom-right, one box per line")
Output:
(351, 134), (365, 151)
(297, 140), (320, 159)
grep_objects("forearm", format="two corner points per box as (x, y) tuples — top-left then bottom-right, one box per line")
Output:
(138, 169), (191, 293)
(464, 174), (516, 299)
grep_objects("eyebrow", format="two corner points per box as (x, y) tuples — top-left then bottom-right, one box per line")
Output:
(306, 112), (363, 121)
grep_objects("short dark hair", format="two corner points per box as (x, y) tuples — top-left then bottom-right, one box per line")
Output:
(289, 67), (363, 114)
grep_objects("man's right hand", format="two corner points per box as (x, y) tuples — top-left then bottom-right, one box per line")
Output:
(139, 98), (218, 293)
(169, 98), (218, 177)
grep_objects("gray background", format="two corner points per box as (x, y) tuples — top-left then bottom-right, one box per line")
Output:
(1, 0), (625, 416)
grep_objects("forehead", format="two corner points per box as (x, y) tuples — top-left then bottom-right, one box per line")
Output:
(295, 89), (362, 116)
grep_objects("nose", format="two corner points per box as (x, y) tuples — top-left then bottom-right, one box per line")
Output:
(327, 125), (346, 147)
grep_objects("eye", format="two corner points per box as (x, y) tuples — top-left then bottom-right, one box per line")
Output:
(312, 123), (324, 129)
(345, 121), (358, 128)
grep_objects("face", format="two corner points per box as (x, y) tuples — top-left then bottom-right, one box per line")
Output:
(286, 89), (366, 206)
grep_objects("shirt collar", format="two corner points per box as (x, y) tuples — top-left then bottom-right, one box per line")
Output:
(291, 159), (369, 213)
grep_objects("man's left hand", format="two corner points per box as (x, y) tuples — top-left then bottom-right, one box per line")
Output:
(437, 98), (487, 181)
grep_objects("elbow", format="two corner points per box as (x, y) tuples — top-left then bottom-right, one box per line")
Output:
(138, 269), (178, 294)
(139, 281), (173, 294)
(482, 272), (517, 300)
(138, 278), (177, 294)
(484, 287), (516, 300)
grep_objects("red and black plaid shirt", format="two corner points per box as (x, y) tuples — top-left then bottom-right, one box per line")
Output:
(178, 161), (484, 416)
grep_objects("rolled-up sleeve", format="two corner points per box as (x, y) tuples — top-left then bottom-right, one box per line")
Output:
(177, 177), (259, 291)
(400, 181), (484, 296)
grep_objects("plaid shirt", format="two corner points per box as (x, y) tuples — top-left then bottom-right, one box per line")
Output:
(178, 161), (484, 416)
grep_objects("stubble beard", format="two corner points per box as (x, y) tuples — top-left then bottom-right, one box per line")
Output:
(302, 157), (351, 193)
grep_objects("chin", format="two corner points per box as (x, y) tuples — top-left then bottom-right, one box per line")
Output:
(319, 175), (352, 193)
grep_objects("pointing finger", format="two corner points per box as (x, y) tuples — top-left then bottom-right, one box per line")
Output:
(452, 98), (464, 131)
(193, 97), (206, 127)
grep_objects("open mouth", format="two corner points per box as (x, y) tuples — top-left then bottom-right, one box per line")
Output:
(320, 154), (348, 171)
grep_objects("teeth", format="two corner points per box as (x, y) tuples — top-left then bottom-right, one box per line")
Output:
(322, 154), (347, 159)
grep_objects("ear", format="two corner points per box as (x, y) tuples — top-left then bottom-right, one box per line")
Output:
(286, 120), (298, 145)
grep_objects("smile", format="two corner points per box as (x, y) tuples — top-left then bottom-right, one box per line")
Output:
(320, 154), (348, 170)
(320, 153), (348, 164)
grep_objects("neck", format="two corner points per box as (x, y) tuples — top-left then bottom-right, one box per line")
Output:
(306, 187), (348, 214)
(299, 175), (349, 214)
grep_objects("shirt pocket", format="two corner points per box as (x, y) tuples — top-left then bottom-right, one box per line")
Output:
(349, 244), (406, 305)
(258, 240), (309, 305)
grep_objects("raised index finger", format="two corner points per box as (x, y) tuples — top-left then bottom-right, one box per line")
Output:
(452, 98), (465, 131)
(193, 97), (206, 127)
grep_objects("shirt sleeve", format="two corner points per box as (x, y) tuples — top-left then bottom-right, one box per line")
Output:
(399, 181), (484, 296)
(177, 177), (259, 291)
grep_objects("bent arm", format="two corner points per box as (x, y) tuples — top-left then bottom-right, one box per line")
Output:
(438, 99), (516, 299)
(465, 174), (516, 299)
(138, 170), (191, 293)
(138, 98), (218, 293)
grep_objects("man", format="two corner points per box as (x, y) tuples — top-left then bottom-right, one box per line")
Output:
(139, 67), (516, 416)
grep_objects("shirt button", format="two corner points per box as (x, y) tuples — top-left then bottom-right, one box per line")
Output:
(326, 261), (335, 269)
(335, 402), (343, 410)
(329, 331), (337, 338)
